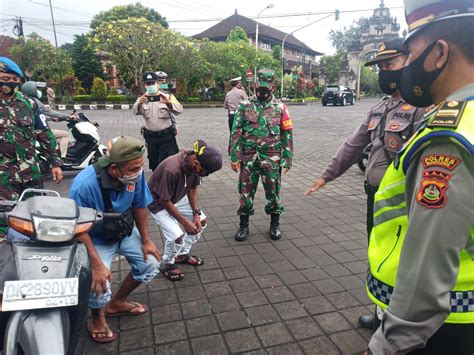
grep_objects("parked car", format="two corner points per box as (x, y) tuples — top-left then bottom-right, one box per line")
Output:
(322, 85), (355, 106)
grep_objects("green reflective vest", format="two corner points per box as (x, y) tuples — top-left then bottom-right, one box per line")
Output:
(366, 100), (474, 324)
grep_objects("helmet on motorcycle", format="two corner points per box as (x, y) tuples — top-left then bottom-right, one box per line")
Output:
(21, 81), (39, 98)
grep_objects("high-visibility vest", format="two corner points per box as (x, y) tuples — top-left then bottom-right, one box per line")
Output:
(366, 100), (474, 323)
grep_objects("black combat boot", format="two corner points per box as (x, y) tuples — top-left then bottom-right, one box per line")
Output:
(234, 215), (249, 241)
(269, 214), (281, 240)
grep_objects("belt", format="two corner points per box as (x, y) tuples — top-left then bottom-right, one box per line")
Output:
(143, 126), (174, 138)
(229, 110), (236, 114)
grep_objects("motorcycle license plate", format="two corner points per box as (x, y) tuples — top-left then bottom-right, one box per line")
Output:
(2, 278), (78, 312)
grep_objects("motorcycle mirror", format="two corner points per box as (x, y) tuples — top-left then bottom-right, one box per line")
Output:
(36, 81), (47, 89)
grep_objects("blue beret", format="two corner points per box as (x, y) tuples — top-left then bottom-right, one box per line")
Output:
(0, 57), (24, 78)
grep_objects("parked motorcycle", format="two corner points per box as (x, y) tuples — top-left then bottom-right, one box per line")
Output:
(61, 112), (108, 171)
(0, 189), (101, 355)
(38, 112), (108, 173)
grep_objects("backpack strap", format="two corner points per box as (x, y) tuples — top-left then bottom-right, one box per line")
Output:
(93, 163), (113, 212)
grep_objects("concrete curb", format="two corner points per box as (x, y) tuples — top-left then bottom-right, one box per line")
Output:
(50, 101), (317, 111)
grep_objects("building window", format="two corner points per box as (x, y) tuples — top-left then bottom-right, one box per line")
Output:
(261, 41), (271, 50)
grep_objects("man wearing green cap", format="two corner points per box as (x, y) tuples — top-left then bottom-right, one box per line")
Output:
(230, 68), (294, 242)
(70, 136), (161, 343)
(365, 1), (474, 354)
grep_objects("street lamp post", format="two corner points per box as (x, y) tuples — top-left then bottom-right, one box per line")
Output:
(280, 13), (334, 98)
(254, 4), (274, 93)
(48, 0), (63, 96)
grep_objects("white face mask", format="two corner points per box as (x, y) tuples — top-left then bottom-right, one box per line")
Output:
(118, 168), (142, 186)
(36, 90), (42, 99)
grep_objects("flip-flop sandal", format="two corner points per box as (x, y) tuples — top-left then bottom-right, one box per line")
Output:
(176, 254), (205, 266)
(105, 301), (149, 317)
(160, 264), (185, 281)
(87, 319), (117, 344)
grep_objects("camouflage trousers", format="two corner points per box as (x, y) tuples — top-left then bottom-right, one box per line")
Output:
(0, 179), (43, 239)
(238, 158), (283, 216)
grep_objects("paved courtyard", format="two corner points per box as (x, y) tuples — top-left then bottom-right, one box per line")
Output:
(46, 99), (380, 355)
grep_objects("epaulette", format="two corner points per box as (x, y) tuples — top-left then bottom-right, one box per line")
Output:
(427, 100), (467, 129)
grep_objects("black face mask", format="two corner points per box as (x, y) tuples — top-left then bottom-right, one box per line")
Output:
(0, 82), (19, 96)
(400, 40), (449, 107)
(256, 87), (272, 102)
(378, 68), (403, 95)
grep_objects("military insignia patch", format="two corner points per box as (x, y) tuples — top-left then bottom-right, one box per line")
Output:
(416, 170), (451, 209)
(280, 105), (293, 131)
(401, 104), (412, 111)
(389, 122), (400, 130)
(368, 120), (376, 129)
(428, 100), (467, 128)
(422, 154), (461, 170)
(0, 63), (6, 72)
(127, 183), (136, 192)
(387, 136), (399, 149)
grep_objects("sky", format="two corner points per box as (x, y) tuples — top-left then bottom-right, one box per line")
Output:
(0, 0), (407, 55)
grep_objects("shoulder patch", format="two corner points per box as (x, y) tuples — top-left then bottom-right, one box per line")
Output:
(427, 100), (467, 128)
(416, 170), (452, 209)
(280, 104), (293, 131)
(422, 154), (461, 171)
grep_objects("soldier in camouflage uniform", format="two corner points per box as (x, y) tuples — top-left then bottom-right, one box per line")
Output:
(0, 57), (63, 239)
(229, 68), (293, 241)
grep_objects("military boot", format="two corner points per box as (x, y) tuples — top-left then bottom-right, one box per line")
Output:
(234, 215), (249, 241)
(269, 214), (281, 240)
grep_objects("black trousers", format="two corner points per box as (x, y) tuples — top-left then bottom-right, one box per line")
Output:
(228, 111), (235, 132)
(365, 181), (378, 243)
(407, 323), (474, 355)
(144, 132), (179, 171)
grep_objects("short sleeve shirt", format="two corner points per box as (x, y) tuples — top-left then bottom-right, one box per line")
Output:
(148, 152), (200, 213)
(69, 165), (152, 243)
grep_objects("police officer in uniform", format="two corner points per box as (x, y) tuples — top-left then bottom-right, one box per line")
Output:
(133, 71), (183, 171)
(230, 68), (294, 241)
(224, 77), (248, 132)
(305, 39), (426, 329)
(364, 0), (474, 354)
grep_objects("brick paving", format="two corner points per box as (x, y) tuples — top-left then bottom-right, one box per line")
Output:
(45, 99), (381, 355)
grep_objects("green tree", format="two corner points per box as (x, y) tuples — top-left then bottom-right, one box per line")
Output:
(71, 34), (104, 92)
(226, 26), (248, 42)
(319, 49), (345, 84)
(360, 66), (381, 96)
(9, 32), (73, 83)
(90, 2), (168, 29)
(91, 77), (107, 98)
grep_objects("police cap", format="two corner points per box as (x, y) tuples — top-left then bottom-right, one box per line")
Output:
(404, 0), (474, 41)
(143, 71), (159, 83)
(364, 38), (409, 66)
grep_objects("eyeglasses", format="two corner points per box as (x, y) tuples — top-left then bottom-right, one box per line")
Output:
(0, 76), (20, 83)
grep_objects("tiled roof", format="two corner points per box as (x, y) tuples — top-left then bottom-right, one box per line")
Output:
(193, 11), (322, 56)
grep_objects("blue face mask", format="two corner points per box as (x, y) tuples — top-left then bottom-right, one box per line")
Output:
(146, 85), (158, 94)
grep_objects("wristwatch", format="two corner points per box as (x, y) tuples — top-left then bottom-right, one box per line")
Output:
(192, 209), (201, 216)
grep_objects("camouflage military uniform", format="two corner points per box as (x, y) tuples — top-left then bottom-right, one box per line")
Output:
(229, 96), (293, 216)
(0, 91), (61, 235)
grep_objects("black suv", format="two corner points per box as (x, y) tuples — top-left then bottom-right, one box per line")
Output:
(322, 85), (355, 106)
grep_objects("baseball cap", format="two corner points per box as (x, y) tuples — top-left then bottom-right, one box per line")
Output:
(364, 38), (409, 66)
(257, 69), (275, 88)
(98, 136), (145, 167)
(193, 139), (223, 174)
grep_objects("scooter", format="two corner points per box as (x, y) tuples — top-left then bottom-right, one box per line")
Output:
(0, 189), (101, 355)
(61, 112), (108, 171)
